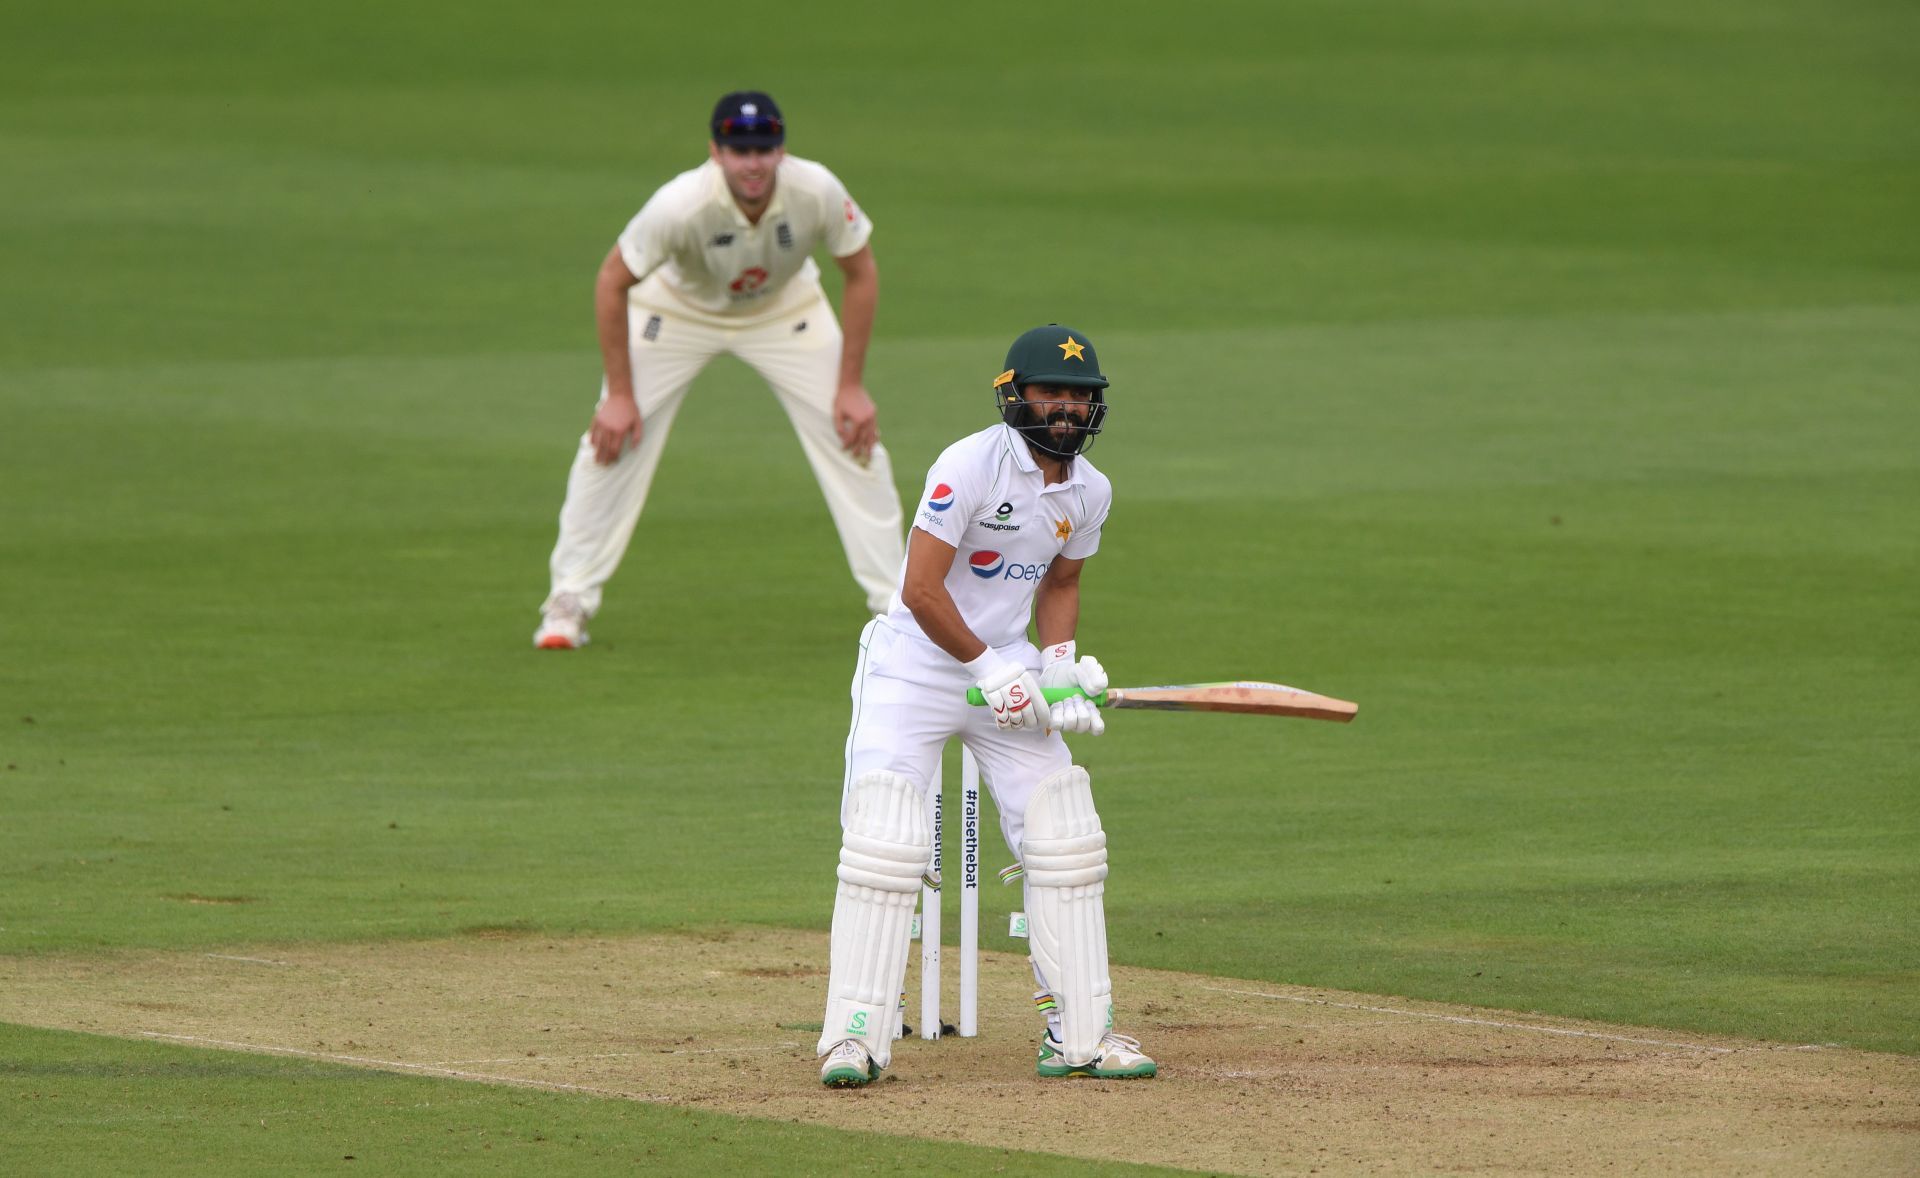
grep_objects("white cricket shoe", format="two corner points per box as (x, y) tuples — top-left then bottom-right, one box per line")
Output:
(1036, 1030), (1157, 1079)
(533, 594), (589, 650)
(819, 1039), (880, 1088)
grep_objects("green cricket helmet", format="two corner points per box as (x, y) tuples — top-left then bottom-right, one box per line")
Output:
(992, 324), (1109, 458)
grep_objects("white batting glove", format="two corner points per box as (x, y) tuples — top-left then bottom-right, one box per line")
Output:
(1040, 640), (1110, 698)
(1049, 691), (1106, 736)
(969, 655), (1050, 733)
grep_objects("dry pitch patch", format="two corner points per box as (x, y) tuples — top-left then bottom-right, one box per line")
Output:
(3, 929), (1913, 1176)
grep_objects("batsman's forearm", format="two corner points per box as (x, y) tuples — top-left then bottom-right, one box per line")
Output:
(902, 581), (991, 668)
(836, 268), (877, 389)
(1033, 578), (1079, 649)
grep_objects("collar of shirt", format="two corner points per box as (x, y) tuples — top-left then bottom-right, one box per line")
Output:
(998, 423), (1087, 489)
(705, 160), (786, 229)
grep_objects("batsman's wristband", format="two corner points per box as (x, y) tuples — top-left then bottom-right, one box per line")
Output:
(961, 649), (1006, 682)
(965, 686), (1107, 707)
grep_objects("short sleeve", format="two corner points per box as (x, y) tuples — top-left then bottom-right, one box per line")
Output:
(819, 166), (874, 259)
(909, 451), (983, 548)
(615, 195), (676, 281)
(1060, 484), (1109, 560)
(1061, 515), (1104, 560)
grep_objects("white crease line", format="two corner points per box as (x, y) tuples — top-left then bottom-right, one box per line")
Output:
(671, 1040), (803, 1056)
(204, 954), (293, 967)
(135, 1032), (670, 1100)
(435, 1042), (801, 1066)
(1201, 986), (1744, 1054)
(438, 1051), (655, 1065)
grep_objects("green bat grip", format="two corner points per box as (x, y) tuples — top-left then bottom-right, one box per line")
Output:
(965, 686), (1109, 706)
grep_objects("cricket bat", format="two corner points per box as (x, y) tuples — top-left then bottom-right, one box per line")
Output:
(965, 680), (1358, 723)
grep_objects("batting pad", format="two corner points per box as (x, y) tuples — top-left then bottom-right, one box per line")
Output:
(1021, 765), (1112, 1065)
(819, 770), (932, 1066)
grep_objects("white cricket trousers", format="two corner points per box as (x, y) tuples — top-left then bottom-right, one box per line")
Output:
(842, 617), (1075, 856)
(543, 295), (905, 617)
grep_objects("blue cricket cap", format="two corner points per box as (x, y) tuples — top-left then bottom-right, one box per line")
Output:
(711, 92), (785, 147)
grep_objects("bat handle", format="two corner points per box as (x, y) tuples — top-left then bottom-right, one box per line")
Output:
(964, 686), (1107, 706)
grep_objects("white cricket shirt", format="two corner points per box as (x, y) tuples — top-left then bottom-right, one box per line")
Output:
(616, 155), (872, 328)
(884, 424), (1113, 651)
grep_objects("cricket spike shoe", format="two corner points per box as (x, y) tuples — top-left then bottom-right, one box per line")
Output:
(819, 1039), (881, 1088)
(1036, 1031), (1157, 1079)
(532, 593), (589, 650)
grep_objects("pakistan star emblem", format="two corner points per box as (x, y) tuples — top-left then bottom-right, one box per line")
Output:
(1058, 336), (1086, 361)
(1054, 518), (1073, 541)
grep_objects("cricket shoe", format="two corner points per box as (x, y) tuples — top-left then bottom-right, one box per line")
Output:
(819, 1039), (880, 1088)
(1036, 1030), (1157, 1079)
(533, 594), (589, 650)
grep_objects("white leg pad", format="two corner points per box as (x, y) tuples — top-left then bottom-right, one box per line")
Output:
(819, 770), (931, 1067)
(1020, 765), (1112, 1066)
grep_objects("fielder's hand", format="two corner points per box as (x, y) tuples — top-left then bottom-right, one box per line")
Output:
(833, 381), (879, 466)
(974, 659), (1050, 733)
(590, 393), (643, 465)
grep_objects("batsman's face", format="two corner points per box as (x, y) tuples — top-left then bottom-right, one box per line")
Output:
(710, 144), (783, 204)
(1022, 384), (1096, 448)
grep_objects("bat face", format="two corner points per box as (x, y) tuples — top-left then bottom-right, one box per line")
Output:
(1105, 681), (1358, 722)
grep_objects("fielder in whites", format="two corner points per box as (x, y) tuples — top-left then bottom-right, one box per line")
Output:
(818, 324), (1157, 1087)
(533, 91), (904, 648)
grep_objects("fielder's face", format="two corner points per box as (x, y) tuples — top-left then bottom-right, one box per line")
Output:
(709, 143), (784, 206)
(1021, 383), (1097, 452)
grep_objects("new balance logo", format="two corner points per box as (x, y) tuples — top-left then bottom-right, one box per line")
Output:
(710, 233), (734, 247)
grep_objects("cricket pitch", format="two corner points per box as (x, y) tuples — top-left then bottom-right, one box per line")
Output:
(3, 928), (1913, 1175)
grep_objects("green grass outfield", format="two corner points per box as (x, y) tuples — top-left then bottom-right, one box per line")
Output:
(3, 0), (1917, 1170)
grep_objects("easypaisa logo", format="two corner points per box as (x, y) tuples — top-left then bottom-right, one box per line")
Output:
(967, 551), (1050, 581)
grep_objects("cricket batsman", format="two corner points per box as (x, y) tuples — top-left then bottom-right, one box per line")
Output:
(533, 91), (904, 649)
(816, 324), (1157, 1087)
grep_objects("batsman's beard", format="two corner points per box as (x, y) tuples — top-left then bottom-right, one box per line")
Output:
(1020, 406), (1095, 458)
